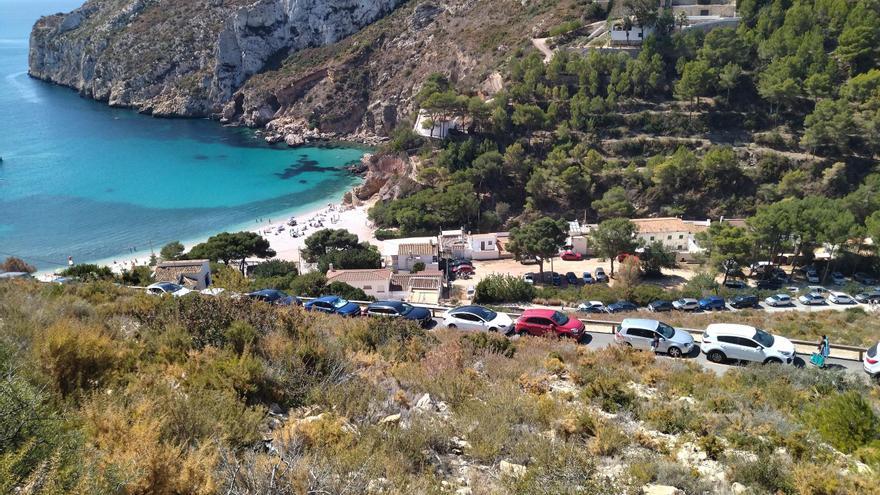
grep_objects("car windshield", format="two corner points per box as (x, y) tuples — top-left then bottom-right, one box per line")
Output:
(551, 311), (569, 325)
(753, 329), (775, 348)
(332, 298), (350, 309)
(474, 307), (497, 321)
(657, 323), (675, 339)
(399, 303), (414, 315)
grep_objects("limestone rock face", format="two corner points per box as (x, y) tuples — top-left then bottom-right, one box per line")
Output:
(29, 0), (404, 117)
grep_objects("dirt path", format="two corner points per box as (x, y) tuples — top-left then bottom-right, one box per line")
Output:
(531, 37), (554, 63)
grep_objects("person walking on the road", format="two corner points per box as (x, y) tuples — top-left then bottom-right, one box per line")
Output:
(819, 335), (830, 359)
(651, 333), (661, 354)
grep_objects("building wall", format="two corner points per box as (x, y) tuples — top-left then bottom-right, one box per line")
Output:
(343, 280), (390, 299)
(639, 231), (694, 252)
(394, 254), (437, 272)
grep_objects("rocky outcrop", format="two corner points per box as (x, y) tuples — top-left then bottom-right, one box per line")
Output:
(29, 0), (404, 117)
(351, 152), (414, 202)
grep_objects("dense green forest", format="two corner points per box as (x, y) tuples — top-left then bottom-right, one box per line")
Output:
(369, 0), (880, 236)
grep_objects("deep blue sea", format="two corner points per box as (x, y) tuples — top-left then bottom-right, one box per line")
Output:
(0, 0), (365, 270)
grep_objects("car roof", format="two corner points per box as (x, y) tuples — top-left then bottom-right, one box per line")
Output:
(705, 323), (757, 337)
(522, 308), (557, 317)
(678, 298), (698, 303)
(829, 291), (849, 296)
(451, 304), (486, 313)
(621, 318), (660, 330)
(369, 300), (406, 310)
(702, 295), (723, 300)
(315, 295), (341, 302)
(771, 293), (790, 298)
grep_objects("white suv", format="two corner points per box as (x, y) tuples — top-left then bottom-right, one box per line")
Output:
(701, 323), (796, 365)
(865, 343), (880, 380)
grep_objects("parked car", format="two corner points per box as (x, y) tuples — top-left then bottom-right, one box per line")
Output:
(582, 271), (594, 284)
(560, 250), (583, 261)
(452, 264), (475, 276)
(701, 324), (796, 365)
(514, 309), (586, 340)
(304, 295), (362, 316)
(730, 294), (760, 309)
(577, 301), (607, 313)
(551, 272), (562, 286)
(854, 272), (878, 285)
(594, 267), (608, 282)
(146, 282), (192, 297)
(798, 292), (826, 305)
(647, 300), (674, 312)
(831, 272), (846, 285)
(764, 294), (792, 307)
(672, 298), (699, 311)
(864, 343), (880, 380)
(855, 291), (880, 304)
(523, 274), (535, 285)
(828, 292), (856, 304)
(806, 270), (820, 283)
(246, 289), (299, 306)
(756, 279), (782, 290)
(807, 285), (831, 294)
(366, 300), (432, 327)
(466, 285), (476, 298)
(723, 280), (746, 289)
(565, 272), (579, 285)
(615, 318), (694, 358)
(698, 296), (726, 311)
(607, 300), (638, 313)
(442, 305), (513, 333)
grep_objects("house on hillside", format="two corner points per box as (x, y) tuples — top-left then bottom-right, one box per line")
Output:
(567, 221), (593, 256)
(413, 109), (459, 140)
(391, 270), (444, 304)
(153, 260), (211, 289)
(468, 233), (502, 260)
(610, 19), (654, 46)
(391, 241), (438, 272)
(632, 217), (710, 262)
(326, 268), (394, 300)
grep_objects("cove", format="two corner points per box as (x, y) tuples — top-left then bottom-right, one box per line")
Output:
(0, 0), (366, 270)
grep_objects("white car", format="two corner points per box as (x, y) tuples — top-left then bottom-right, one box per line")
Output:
(806, 272), (820, 283)
(807, 286), (830, 294)
(864, 343), (880, 380)
(577, 301), (607, 313)
(146, 282), (192, 297)
(798, 292), (826, 305)
(701, 323), (796, 365)
(523, 274), (535, 285)
(764, 294), (792, 307)
(672, 298), (699, 311)
(442, 305), (513, 333)
(828, 292), (855, 304)
(466, 286), (476, 298)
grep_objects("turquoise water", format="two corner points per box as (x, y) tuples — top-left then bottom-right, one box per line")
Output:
(0, 0), (365, 270)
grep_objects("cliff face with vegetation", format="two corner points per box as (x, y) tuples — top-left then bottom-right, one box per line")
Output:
(28, 0), (406, 117)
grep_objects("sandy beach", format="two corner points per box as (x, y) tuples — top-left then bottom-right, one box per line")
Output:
(38, 198), (379, 279)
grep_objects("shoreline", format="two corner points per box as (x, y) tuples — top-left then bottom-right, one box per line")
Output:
(37, 189), (378, 279)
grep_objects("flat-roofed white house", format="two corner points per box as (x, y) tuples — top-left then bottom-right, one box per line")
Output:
(153, 259), (211, 289)
(468, 233), (501, 260)
(567, 221), (593, 256)
(392, 241), (439, 271)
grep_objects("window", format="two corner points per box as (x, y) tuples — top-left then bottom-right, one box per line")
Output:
(679, 234), (684, 239)
(456, 313), (480, 322)
(628, 328), (654, 339)
(677, 245), (683, 250)
(363, 285), (372, 290)
(650, 236), (655, 241)
(736, 337), (760, 348)
(667, 235), (672, 240)
(700, 9), (709, 15)
(717, 336), (737, 345)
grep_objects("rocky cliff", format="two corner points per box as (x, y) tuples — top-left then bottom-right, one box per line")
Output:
(30, 0), (580, 139)
(29, 0), (404, 117)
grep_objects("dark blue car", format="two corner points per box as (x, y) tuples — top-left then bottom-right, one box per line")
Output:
(698, 295), (726, 311)
(304, 295), (362, 316)
(606, 300), (638, 313)
(246, 289), (300, 306)
(365, 300), (432, 327)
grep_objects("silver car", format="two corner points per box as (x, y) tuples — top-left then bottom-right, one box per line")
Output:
(614, 318), (695, 358)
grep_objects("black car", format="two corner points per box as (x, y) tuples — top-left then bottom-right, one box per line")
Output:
(723, 280), (747, 289)
(365, 300), (432, 327)
(647, 300), (674, 312)
(730, 294), (760, 309)
(565, 272), (579, 285)
(756, 279), (782, 290)
(246, 289), (300, 306)
(606, 300), (638, 313)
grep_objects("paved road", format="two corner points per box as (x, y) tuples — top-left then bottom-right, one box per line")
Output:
(427, 318), (869, 379)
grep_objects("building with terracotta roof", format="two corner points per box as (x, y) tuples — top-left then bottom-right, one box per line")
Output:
(153, 259), (211, 289)
(632, 217), (710, 260)
(326, 268), (394, 299)
(325, 267), (444, 302)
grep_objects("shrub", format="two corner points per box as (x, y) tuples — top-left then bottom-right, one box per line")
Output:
(474, 274), (536, 303)
(728, 454), (795, 494)
(805, 391), (879, 453)
(325, 281), (371, 301)
(410, 261), (425, 273)
(642, 403), (695, 435)
(60, 263), (114, 281)
(36, 321), (121, 398)
(460, 332), (516, 358)
(576, 365), (635, 413)
(225, 320), (258, 354)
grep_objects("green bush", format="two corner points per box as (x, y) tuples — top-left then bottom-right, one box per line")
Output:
(728, 454), (795, 494)
(805, 391), (879, 453)
(460, 332), (516, 358)
(474, 274), (536, 303)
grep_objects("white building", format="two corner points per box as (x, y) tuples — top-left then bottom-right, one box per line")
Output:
(391, 241), (439, 272)
(468, 233), (501, 260)
(326, 268), (394, 300)
(413, 109), (459, 140)
(567, 221), (593, 256)
(632, 217), (710, 261)
(325, 268), (444, 303)
(610, 20), (654, 46)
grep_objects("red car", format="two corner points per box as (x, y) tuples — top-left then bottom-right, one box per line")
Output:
(514, 309), (586, 340)
(561, 250), (583, 261)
